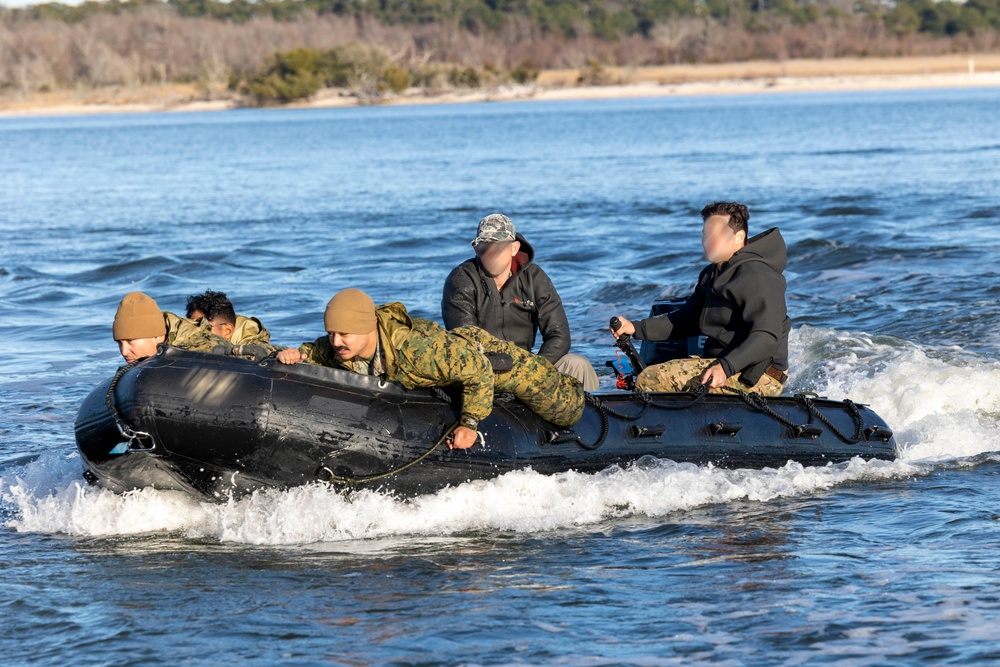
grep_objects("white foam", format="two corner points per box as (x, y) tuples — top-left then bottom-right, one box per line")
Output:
(789, 326), (1000, 462)
(3, 327), (998, 545)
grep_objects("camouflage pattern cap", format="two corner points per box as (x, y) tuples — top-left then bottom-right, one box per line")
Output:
(471, 214), (516, 247)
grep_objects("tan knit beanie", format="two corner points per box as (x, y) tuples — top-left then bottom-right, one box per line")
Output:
(324, 288), (377, 334)
(112, 292), (166, 341)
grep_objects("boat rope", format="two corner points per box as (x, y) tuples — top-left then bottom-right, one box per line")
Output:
(577, 393), (612, 450)
(582, 383), (710, 424)
(720, 387), (866, 444)
(562, 384), (711, 451)
(105, 357), (156, 449)
(318, 421), (460, 488)
(792, 393), (865, 444)
(632, 383), (710, 410)
(720, 386), (799, 430)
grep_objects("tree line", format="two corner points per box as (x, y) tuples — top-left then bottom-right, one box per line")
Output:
(2, 0), (999, 103)
(10, 0), (1000, 39)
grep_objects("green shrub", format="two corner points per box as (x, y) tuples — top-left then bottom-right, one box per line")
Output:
(244, 48), (322, 103)
(379, 64), (411, 93)
(448, 66), (482, 88)
(510, 64), (540, 84)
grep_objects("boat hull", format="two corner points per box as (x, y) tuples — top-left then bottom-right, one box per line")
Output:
(74, 348), (898, 500)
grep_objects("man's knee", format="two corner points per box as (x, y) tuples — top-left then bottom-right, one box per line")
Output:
(745, 373), (784, 397)
(555, 353), (600, 392)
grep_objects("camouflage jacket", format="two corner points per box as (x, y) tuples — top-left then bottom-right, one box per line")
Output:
(232, 315), (271, 346)
(299, 302), (495, 426)
(163, 312), (233, 354)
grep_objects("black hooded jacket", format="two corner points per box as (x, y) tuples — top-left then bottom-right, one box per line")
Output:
(633, 227), (792, 386)
(441, 234), (571, 364)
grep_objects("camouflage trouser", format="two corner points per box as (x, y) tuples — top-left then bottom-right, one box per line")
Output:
(453, 327), (585, 427)
(635, 357), (784, 397)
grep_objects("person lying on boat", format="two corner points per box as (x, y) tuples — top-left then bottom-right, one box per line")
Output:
(185, 290), (271, 347)
(441, 213), (600, 391)
(276, 288), (584, 449)
(610, 201), (791, 397)
(113, 291), (266, 363)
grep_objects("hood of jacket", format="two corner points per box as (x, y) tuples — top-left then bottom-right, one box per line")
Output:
(723, 227), (787, 275)
(374, 301), (414, 374)
(231, 315), (270, 345)
(162, 311), (209, 342)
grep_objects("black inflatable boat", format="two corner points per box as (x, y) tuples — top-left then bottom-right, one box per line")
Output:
(74, 343), (897, 500)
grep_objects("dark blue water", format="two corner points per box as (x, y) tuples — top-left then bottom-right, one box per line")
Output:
(2, 88), (1000, 665)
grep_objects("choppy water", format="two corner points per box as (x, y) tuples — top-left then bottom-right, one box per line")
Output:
(2, 88), (1000, 665)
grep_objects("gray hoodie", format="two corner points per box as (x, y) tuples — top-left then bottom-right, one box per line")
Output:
(634, 227), (791, 386)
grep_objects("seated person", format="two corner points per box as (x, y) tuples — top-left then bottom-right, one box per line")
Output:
(113, 292), (232, 363)
(611, 202), (791, 397)
(185, 290), (271, 346)
(442, 214), (600, 391)
(277, 288), (584, 449)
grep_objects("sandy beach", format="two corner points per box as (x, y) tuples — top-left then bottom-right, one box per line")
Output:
(2, 53), (999, 117)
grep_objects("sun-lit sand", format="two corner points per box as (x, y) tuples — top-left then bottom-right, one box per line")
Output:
(2, 54), (998, 117)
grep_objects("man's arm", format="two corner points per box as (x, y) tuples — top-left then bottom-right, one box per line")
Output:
(441, 266), (481, 330)
(276, 337), (336, 365)
(398, 326), (495, 430)
(531, 269), (571, 364)
(632, 268), (710, 341)
(717, 267), (786, 376)
(168, 317), (233, 355)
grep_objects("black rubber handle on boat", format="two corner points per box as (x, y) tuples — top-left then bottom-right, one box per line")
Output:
(609, 317), (646, 373)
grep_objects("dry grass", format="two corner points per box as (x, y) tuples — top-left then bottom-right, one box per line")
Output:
(3, 53), (1000, 116)
(538, 54), (1000, 87)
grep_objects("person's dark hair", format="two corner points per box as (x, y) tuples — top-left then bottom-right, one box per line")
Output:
(188, 290), (236, 325)
(185, 293), (208, 319)
(700, 202), (749, 240)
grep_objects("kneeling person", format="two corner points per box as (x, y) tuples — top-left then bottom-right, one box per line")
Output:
(442, 213), (599, 391)
(113, 292), (233, 363)
(277, 288), (585, 449)
(611, 202), (791, 397)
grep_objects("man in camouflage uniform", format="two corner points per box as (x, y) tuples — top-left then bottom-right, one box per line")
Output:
(277, 288), (584, 449)
(113, 291), (242, 363)
(185, 290), (271, 347)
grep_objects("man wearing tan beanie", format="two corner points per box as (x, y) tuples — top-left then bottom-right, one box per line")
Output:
(113, 291), (237, 363)
(277, 288), (584, 449)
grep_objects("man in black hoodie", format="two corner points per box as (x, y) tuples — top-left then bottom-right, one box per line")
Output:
(442, 214), (600, 391)
(611, 202), (791, 396)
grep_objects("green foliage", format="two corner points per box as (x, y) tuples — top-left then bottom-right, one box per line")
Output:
(244, 48), (323, 104)
(380, 64), (411, 92)
(510, 64), (540, 84)
(237, 45), (537, 105)
(448, 66), (482, 87)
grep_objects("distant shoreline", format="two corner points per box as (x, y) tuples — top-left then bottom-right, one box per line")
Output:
(2, 54), (999, 118)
